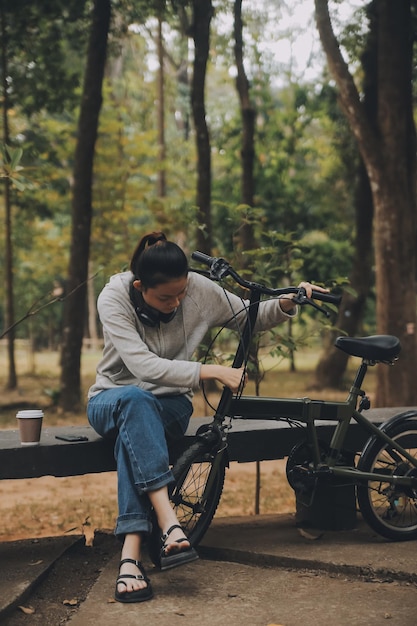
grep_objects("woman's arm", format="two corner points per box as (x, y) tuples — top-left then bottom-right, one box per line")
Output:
(200, 364), (246, 394)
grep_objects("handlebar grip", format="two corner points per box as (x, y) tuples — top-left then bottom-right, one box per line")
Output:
(191, 251), (216, 266)
(311, 290), (342, 306)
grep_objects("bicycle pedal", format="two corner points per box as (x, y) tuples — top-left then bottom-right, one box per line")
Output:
(288, 465), (317, 490)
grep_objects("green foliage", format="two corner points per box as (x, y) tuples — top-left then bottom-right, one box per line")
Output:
(299, 230), (352, 285)
(0, 0), (363, 355)
(2, 0), (89, 116)
(0, 145), (26, 190)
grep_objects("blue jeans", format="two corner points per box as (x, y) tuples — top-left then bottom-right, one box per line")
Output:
(87, 386), (193, 539)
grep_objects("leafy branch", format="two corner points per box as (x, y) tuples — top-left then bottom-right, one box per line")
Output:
(0, 144), (30, 191)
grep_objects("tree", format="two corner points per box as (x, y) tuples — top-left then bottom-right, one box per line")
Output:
(314, 5), (377, 388)
(1, 5), (16, 389)
(190, 0), (213, 253)
(232, 0), (257, 258)
(1, 0), (87, 388)
(156, 11), (167, 198)
(314, 0), (417, 406)
(59, 0), (111, 411)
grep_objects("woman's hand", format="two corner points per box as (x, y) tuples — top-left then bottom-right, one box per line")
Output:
(279, 282), (330, 313)
(297, 281), (329, 298)
(200, 364), (247, 394)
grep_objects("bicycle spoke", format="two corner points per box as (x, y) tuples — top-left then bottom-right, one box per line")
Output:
(170, 442), (226, 546)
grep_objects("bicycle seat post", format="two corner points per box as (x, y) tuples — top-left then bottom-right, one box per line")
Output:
(346, 360), (369, 408)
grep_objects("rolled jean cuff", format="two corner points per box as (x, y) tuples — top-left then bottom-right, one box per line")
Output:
(115, 514), (152, 539)
(137, 468), (174, 495)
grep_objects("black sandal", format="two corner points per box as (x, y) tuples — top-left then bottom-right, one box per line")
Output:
(114, 558), (153, 603)
(160, 524), (199, 571)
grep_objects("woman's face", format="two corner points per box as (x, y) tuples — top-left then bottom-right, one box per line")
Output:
(136, 277), (188, 315)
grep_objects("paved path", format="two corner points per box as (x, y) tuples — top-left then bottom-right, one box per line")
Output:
(2, 514), (416, 625)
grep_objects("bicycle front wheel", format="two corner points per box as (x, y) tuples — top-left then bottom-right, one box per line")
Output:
(357, 419), (417, 541)
(170, 440), (227, 547)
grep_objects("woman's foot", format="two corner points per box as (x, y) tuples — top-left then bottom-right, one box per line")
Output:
(147, 486), (199, 570)
(115, 558), (153, 603)
(160, 524), (199, 571)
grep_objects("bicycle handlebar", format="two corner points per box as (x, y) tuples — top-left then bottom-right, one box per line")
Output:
(191, 251), (342, 308)
(191, 251), (216, 265)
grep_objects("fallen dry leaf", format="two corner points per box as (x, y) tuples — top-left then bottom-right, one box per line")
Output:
(18, 605), (35, 615)
(84, 526), (95, 547)
(107, 597), (117, 603)
(63, 598), (79, 606)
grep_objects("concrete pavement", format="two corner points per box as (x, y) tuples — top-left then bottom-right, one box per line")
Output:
(2, 514), (417, 625)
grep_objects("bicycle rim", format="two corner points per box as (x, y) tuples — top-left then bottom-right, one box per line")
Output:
(170, 440), (226, 547)
(357, 419), (417, 541)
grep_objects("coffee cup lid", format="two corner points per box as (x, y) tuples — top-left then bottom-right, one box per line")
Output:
(16, 409), (44, 418)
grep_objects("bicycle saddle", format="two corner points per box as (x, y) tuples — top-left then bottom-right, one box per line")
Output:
(335, 335), (401, 362)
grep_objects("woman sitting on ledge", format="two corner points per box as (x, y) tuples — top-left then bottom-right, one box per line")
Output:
(87, 231), (327, 603)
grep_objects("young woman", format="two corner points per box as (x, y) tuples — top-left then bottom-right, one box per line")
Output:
(87, 231), (328, 603)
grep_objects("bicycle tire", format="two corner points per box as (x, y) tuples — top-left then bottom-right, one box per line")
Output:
(357, 418), (417, 541)
(169, 440), (227, 547)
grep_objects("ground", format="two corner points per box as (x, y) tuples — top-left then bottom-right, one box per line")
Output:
(0, 349), (378, 624)
(2, 532), (119, 626)
(0, 462), (295, 626)
(0, 460), (295, 542)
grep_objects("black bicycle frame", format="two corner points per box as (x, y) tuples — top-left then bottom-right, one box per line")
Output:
(211, 286), (261, 424)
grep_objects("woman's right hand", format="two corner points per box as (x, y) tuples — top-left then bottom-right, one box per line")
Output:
(200, 364), (247, 394)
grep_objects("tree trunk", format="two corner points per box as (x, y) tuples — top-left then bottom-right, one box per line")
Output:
(156, 14), (166, 198)
(87, 261), (99, 350)
(314, 162), (373, 387)
(314, 3), (376, 388)
(191, 0), (213, 253)
(59, 0), (111, 412)
(176, 55), (190, 141)
(1, 7), (17, 389)
(314, 0), (417, 406)
(373, 0), (417, 406)
(233, 0), (257, 258)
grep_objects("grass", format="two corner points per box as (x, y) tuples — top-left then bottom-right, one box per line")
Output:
(0, 344), (377, 542)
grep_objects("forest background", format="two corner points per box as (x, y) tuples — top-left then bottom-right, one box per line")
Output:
(1, 0), (417, 417)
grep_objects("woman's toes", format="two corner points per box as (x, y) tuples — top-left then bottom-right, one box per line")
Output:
(118, 561), (148, 591)
(115, 558), (153, 603)
(162, 526), (191, 554)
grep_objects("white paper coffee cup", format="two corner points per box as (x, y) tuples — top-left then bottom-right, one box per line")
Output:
(16, 409), (44, 446)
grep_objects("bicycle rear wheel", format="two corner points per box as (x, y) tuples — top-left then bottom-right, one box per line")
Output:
(357, 419), (417, 541)
(170, 440), (227, 547)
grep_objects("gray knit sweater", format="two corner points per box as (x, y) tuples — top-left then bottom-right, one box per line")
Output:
(88, 270), (296, 400)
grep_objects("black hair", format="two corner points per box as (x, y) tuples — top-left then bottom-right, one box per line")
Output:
(130, 231), (189, 289)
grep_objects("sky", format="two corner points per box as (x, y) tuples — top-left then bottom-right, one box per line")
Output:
(259, 0), (366, 82)
(140, 0), (366, 84)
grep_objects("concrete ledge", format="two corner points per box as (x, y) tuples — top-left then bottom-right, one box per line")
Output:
(200, 513), (417, 584)
(0, 407), (414, 480)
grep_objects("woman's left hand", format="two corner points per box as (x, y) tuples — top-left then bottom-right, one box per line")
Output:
(296, 281), (329, 299)
(280, 282), (330, 312)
